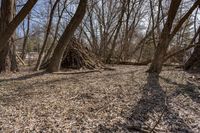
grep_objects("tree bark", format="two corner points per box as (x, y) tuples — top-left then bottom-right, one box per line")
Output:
(0, 0), (38, 53)
(148, 0), (182, 74)
(184, 44), (200, 70)
(47, 0), (87, 72)
(184, 26), (200, 70)
(148, 0), (200, 74)
(0, 0), (17, 73)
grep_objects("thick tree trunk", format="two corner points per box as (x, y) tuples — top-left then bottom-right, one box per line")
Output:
(0, 0), (17, 73)
(0, 0), (38, 53)
(148, 0), (182, 74)
(47, 0), (87, 72)
(0, 45), (11, 72)
(148, 0), (200, 74)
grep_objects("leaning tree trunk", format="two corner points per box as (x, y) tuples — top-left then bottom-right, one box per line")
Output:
(42, 0), (68, 65)
(42, 38), (104, 70)
(184, 45), (200, 71)
(0, 0), (38, 53)
(184, 31), (200, 71)
(35, 0), (60, 71)
(47, 0), (87, 72)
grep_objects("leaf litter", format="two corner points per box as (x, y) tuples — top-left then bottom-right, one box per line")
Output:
(0, 65), (199, 132)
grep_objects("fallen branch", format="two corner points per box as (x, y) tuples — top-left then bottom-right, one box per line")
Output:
(103, 67), (116, 71)
(118, 60), (151, 66)
(127, 126), (152, 133)
(52, 70), (102, 75)
(150, 108), (166, 133)
(16, 53), (27, 66)
(66, 94), (80, 101)
(150, 97), (167, 133)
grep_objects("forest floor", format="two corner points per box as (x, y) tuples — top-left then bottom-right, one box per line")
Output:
(0, 65), (199, 133)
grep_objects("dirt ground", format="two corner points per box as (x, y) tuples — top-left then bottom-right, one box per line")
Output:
(0, 65), (199, 133)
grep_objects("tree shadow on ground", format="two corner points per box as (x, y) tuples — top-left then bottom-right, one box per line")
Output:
(0, 75), (78, 106)
(125, 74), (166, 130)
(0, 70), (196, 132)
(0, 71), (46, 83)
(97, 73), (194, 133)
(160, 76), (200, 104)
(125, 74), (194, 133)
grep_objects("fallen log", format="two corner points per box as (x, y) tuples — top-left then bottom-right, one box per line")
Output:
(118, 60), (151, 66)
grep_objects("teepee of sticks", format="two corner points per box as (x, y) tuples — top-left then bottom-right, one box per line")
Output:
(42, 38), (104, 70)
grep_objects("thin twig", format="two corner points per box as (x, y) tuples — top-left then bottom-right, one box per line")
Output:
(150, 97), (167, 133)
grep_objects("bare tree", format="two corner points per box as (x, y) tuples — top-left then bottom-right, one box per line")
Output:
(47, 0), (88, 72)
(0, 0), (37, 73)
(148, 0), (200, 74)
(35, 0), (60, 71)
(21, 13), (31, 60)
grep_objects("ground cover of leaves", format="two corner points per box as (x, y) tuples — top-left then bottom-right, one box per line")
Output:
(0, 65), (199, 133)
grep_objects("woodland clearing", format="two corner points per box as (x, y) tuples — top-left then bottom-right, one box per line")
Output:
(0, 65), (199, 133)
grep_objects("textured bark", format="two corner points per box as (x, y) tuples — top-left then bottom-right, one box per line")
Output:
(47, 0), (87, 72)
(0, 0), (18, 73)
(148, 0), (182, 74)
(0, 45), (11, 72)
(0, 0), (38, 53)
(148, 0), (200, 74)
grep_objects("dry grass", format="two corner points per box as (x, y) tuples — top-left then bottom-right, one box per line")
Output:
(0, 65), (199, 132)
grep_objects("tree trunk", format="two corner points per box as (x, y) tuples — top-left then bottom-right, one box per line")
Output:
(35, 0), (60, 71)
(0, 0), (38, 53)
(148, 0), (182, 73)
(42, 0), (68, 64)
(184, 29), (200, 70)
(0, 0), (17, 73)
(106, 1), (126, 63)
(47, 0), (87, 72)
(184, 45), (200, 70)
(42, 38), (104, 70)
(148, 0), (200, 74)
(21, 13), (31, 60)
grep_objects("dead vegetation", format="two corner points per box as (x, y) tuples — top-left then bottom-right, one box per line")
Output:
(0, 65), (199, 132)
(41, 38), (105, 71)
